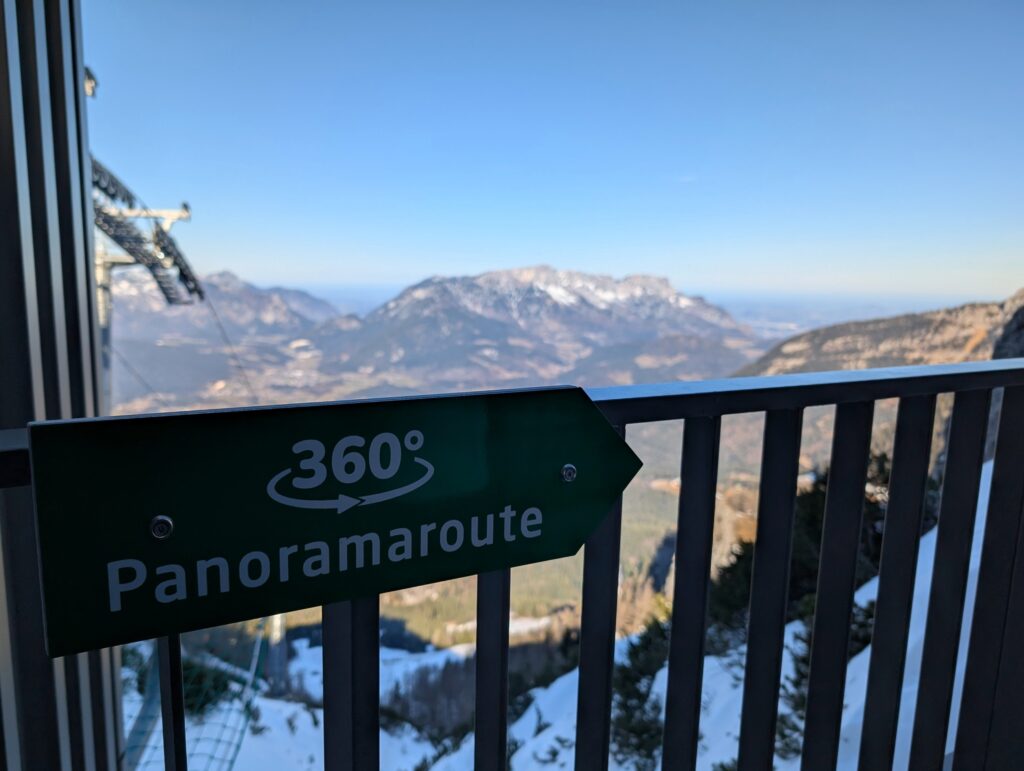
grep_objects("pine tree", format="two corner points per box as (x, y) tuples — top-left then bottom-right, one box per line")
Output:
(610, 618), (670, 770)
(706, 452), (891, 759)
(708, 452), (892, 632)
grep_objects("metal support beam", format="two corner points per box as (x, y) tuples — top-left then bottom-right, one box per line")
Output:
(157, 634), (187, 771)
(661, 415), (721, 770)
(574, 426), (625, 771)
(737, 408), (803, 771)
(475, 568), (511, 771)
(323, 598), (380, 771)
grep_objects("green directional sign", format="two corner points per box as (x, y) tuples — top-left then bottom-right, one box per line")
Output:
(29, 387), (641, 656)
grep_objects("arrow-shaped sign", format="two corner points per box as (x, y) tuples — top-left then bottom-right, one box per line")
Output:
(30, 386), (641, 656)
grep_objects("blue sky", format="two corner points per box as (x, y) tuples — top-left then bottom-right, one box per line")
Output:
(83, 1), (1022, 300)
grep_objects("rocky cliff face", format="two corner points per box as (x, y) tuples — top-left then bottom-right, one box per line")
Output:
(981, 290), (1024, 458)
(733, 288), (1024, 480)
(993, 290), (1024, 359)
(740, 290), (1024, 377)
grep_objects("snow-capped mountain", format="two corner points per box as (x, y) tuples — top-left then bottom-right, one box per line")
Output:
(311, 266), (761, 390)
(111, 266), (762, 409)
(374, 266), (745, 346)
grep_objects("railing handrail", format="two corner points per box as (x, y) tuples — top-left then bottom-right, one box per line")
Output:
(4, 360), (1023, 491)
(589, 358), (1024, 424)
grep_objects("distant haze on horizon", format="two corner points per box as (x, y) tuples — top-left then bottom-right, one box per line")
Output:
(284, 270), (1005, 330)
(84, 1), (1022, 296)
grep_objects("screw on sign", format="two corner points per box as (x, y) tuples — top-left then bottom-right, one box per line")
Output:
(149, 515), (174, 540)
(29, 386), (641, 656)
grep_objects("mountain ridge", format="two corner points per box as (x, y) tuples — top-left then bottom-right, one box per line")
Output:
(740, 291), (1024, 377)
(111, 265), (762, 409)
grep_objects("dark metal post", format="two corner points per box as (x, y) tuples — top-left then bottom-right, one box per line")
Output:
(323, 597), (380, 771)
(89, 649), (118, 770)
(157, 634), (187, 771)
(737, 408), (803, 771)
(15, 0), (72, 420)
(980, 485), (1024, 769)
(44, 0), (99, 419)
(0, 489), (66, 770)
(574, 426), (626, 771)
(909, 389), (992, 769)
(63, 652), (90, 770)
(858, 394), (936, 770)
(661, 415), (721, 770)
(801, 401), (874, 769)
(954, 385), (1024, 765)
(475, 568), (511, 771)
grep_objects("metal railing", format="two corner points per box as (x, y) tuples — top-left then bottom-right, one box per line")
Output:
(586, 360), (1024, 771)
(4, 360), (1024, 769)
(146, 358), (1024, 771)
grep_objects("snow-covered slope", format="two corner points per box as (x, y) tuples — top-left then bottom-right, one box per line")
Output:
(286, 638), (474, 704)
(233, 697), (436, 771)
(121, 641), (463, 771)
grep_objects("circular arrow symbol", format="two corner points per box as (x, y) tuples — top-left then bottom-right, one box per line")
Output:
(267, 457), (435, 514)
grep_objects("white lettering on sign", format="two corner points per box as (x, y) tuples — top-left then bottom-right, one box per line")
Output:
(105, 505), (544, 613)
(266, 430), (432, 513)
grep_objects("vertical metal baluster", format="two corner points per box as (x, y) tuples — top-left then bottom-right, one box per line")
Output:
(52, 655), (73, 770)
(858, 394), (936, 770)
(62, 653), (85, 769)
(323, 597), (380, 771)
(43, 0), (96, 421)
(76, 651), (98, 771)
(953, 385), (1024, 766)
(65, 0), (103, 418)
(113, 647), (127, 768)
(157, 634), (187, 771)
(737, 408), (803, 771)
(475, 568), (511, 771)
(91, 648), (118, 771)
(661, 415), (721, 770)
(0, 503), (21, 771)
(17, 0), (74, 421)
(908, 389), (991, 770)
(801, 401), (874, 770)
(0, 488), (64, 770)
(574, 426), (626, 771)
(979, 494), (1024, 768)
(2, 0), (74, 762)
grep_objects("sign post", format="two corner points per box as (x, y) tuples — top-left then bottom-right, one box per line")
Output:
(29, 386), (641, 656)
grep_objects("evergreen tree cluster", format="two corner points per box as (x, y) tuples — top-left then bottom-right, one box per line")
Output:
(613, 451), (902, 767)
(610, 618), (670, 770)
(711, 452), (891, 759)
(708, 452), (892, 634)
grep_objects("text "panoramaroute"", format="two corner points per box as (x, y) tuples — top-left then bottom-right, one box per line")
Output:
(106, 504), (543, 612)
